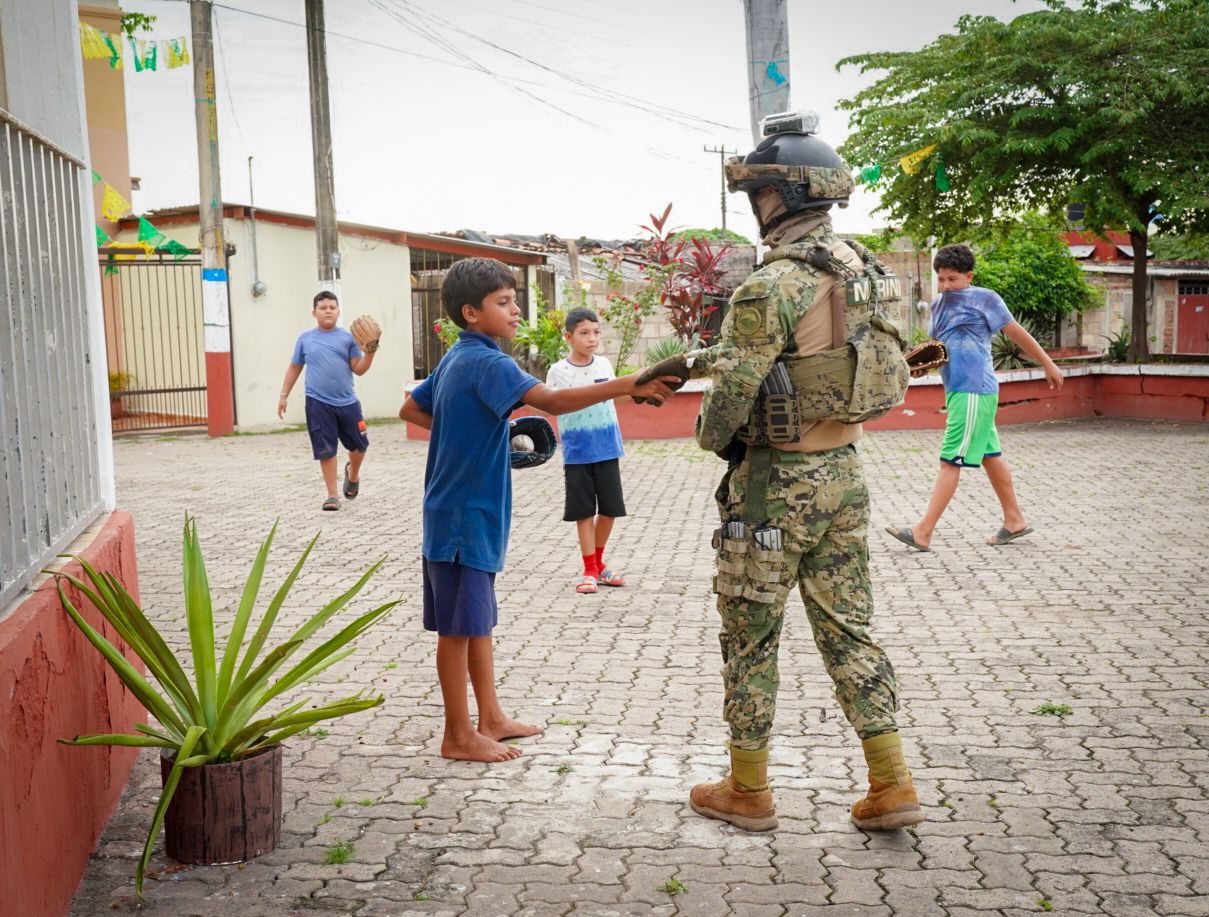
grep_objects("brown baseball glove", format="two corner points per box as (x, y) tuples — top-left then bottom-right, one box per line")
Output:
(350, 315), (382, 354)
(904, 339), (948, 375)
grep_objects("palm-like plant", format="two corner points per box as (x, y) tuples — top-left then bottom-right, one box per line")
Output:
(51, 516), (398, 898)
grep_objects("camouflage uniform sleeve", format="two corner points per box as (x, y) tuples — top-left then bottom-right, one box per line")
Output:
(696, 271), (795, 453)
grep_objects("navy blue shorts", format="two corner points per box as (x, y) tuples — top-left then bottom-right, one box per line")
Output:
(422, 559), (498, 637)
(305, 397), (369, 460)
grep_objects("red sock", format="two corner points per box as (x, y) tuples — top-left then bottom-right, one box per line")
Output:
(594, 547), (605, 572)
(582, 554), (598, 577)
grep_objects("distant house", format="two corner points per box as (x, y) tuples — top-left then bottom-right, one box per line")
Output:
(1064, 231), (1209, 354)
(110, 206), (547, 429)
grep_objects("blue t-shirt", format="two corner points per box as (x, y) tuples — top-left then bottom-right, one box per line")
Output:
(409, 331), (540, 573)
(929, 286), (1014, 394)
(544, 355), (624, 465)
(290, 327), (363, 406)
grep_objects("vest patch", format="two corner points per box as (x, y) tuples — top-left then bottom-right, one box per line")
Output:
(846, 273), (903, 306)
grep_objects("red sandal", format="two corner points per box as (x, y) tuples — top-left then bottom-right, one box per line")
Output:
(575, 575), (597, 594)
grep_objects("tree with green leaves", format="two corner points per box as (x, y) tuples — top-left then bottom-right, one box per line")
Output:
(837, 0), (1209, 361)
(974, 215), (1101, 345)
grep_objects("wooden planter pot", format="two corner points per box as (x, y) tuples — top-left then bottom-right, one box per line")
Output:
(159, 744), (283, 864)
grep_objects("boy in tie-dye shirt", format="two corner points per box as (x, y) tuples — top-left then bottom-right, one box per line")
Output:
(545, 308), (628, 594)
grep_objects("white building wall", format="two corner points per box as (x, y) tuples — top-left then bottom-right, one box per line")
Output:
(130, 217), (416, 429)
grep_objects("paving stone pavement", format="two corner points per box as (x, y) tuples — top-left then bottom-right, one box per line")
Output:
(68, 418), (1209, 917)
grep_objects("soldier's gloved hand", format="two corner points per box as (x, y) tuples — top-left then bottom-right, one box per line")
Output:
(632, 354), (691, 405)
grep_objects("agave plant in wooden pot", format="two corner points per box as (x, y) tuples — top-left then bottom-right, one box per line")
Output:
(51, 516), (399, 899)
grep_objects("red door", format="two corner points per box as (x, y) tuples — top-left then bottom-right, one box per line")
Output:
(1177, 282), (1209, 353)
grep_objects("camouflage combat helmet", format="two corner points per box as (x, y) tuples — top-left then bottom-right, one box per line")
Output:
(725, 111), (855, 236)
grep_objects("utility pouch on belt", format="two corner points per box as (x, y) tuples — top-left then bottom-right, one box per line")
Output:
(736, 362), (801, 445)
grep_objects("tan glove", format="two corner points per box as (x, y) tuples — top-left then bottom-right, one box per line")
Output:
(350, 315), (382, 354)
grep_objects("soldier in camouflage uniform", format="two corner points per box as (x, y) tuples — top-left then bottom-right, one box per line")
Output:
(642, 113), (923, 833)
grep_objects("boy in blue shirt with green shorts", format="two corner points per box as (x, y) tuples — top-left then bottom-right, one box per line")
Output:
(886, 243), (1063, 552)
(399, 258), (677, 763)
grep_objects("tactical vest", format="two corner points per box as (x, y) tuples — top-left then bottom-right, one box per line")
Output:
(736, 243), (910, 446)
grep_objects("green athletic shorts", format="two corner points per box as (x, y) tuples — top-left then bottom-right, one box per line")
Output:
(940, 391), (1001, 468)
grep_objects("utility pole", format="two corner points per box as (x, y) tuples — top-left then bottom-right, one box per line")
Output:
(191, 0), (235, 436)
(703, 145), (737, 230)
(743, 0), (791, 143)
(305, 0), (340, 299)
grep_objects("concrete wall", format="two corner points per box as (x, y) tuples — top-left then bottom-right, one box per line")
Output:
(1078, 273), (1179, 354)
(0, 513), (144, 917)
(0, 0), (87, 157)
(406, 367), (1209, 440)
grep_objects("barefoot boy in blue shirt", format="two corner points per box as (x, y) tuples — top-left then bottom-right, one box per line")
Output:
(399, 258), (677, 763)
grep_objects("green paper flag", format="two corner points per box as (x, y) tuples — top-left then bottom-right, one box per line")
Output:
(934, 155), (950, 192)
(137, 216), (166, 249)
(859, 164), (882, 184)
(91, 169), (102, 186)
(104, 264), (119, 276)
(163, 239), (192, 262)
(95, 225), (109, 248)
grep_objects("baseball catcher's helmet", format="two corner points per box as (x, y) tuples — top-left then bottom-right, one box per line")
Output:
(509, 416), (557, 470)
(724, 111), (855, 236)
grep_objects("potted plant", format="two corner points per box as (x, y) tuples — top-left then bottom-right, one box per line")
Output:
(108, 370), (134, 419)
(50, 516), (398, 899)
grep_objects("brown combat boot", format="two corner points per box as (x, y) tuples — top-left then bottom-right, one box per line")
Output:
(850, 776), (925, 831)
(689, 775), (778, 832)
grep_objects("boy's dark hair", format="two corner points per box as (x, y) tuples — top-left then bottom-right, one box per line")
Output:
(564, 308), (600, 332)
(933, 243), (975, 274)
(313, 291), (338, 308)
(441, 258), (517, 328)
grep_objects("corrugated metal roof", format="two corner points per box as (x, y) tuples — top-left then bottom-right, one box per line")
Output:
(1081, 264), (1209, 277)
(1116, 245), (1153, 258)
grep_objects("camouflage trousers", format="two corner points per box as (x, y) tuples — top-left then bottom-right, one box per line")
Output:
(712, 444), (899, 751)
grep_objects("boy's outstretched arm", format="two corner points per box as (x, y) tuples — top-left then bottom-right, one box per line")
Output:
(351, 350), (376, 376)
(522, 375), (680, 416)
(278, 363), (303, 418)
(399, 394), (433, 430)
(1002, 321), (1064, 389)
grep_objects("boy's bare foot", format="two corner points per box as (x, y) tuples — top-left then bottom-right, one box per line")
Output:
(440, 731), (522, 762)
(478, 715), (544, 741)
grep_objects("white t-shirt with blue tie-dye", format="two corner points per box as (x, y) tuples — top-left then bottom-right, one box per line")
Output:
(545, 355), (624, 465)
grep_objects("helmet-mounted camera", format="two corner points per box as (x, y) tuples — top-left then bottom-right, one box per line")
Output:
(760, 110), (821, 137)
(725, 110), (854, 235)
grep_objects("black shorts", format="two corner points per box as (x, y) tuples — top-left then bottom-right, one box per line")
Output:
(563, 459), (626, 522)
(305, 396), (369, 460)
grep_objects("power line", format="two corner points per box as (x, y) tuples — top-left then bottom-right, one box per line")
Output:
(502, 0), (628, 31)
(439, 0), (626, 46)
(365, 0), (600, 127)
(212, 7), (245, 144)
(155, 0), (736, 137)
(387, 0), (744, 133)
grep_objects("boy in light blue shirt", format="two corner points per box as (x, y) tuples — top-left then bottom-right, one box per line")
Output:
(278, 292), (376, 511)
(545, 308), (627, 594)
(399, 258), (677, 763)
(886, 243), (1063, 552)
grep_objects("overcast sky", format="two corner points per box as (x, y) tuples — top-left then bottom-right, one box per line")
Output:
(123, 0), (1050, 243)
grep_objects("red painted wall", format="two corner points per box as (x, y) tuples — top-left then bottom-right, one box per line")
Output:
(0, 512), (144, 917)
(404, 371), (1209, 441)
